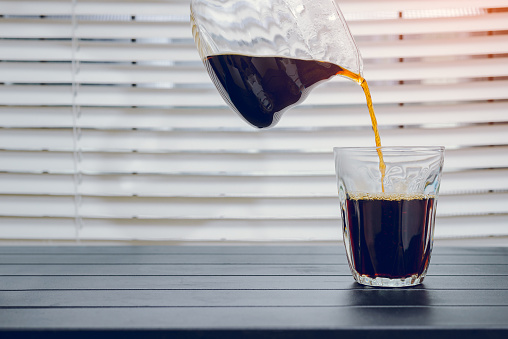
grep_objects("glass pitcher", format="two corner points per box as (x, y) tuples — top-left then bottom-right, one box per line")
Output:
(190, 0), (363, 128)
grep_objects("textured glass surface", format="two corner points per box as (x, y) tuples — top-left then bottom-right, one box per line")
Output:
(334, 146), (445, 287)
(191, 0), (362, 73)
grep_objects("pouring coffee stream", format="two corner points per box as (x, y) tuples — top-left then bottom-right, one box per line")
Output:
(191, 0), (386, 191)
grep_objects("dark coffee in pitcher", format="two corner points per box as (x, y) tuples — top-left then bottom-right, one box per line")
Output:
(205, 54), (343, 128)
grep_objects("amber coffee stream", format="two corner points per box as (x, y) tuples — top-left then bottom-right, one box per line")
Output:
(206, 54), (386, 190)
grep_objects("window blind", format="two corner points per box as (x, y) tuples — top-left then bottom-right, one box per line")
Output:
(1, 0), (507, 243)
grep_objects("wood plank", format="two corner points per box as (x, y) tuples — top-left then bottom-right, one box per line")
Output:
(0, 275), (506, 291)
(0, 289), (507, 307)
(0, 264), (506, 276)
(1, 329), (506, 339)
(0, 245), (506, 255)
(0, 254), (506, 265)
(0, 253), (348, 265)
(0, 306), (507, 330)
(0, 245), (344, 255)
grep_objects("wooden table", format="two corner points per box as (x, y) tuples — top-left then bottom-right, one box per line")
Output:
(0, 245), (507, 338)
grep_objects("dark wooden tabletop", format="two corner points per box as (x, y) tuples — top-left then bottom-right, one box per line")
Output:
(0, 245), (507, 338)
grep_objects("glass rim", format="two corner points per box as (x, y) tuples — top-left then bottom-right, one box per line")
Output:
(334, 146), (445, 153)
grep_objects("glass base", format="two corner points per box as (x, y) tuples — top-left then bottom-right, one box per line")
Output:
(352, 270), (426, 288)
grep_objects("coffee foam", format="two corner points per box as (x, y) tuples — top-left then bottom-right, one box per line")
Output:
(347, 192), (435, 201)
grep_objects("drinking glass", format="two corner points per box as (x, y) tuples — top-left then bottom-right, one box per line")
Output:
(334, 146), (445, 287)
(190, 0), (363, 128)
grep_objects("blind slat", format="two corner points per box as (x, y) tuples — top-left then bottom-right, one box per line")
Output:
(1, 79), (507, 107)
(2, 214), (507, 241)
(2, 0), (508, 16)
(349, 12), (508, 35)
(3, 57), (508, 84)
(1, 168), (507, 197)
(1, 192), (507, 220)
(2, 126), (508, 152)
(0, 19), (191, 39)
(1, 146), (507, 174)
(0, 0), (72, 16)
(2, 102), (507, 129)
(2, 34), (508, 62)
(3, 12), (508, 39)
(340, 0), (508, 12)
(0, 1), (189, 17)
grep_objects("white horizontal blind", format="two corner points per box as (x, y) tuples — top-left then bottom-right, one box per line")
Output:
(1, 0), (508, 243)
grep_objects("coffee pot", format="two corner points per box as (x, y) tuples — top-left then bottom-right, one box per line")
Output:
(190, 0), (363, 128)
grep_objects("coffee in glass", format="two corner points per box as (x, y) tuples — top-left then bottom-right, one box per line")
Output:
(334, 146), (445, 287)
